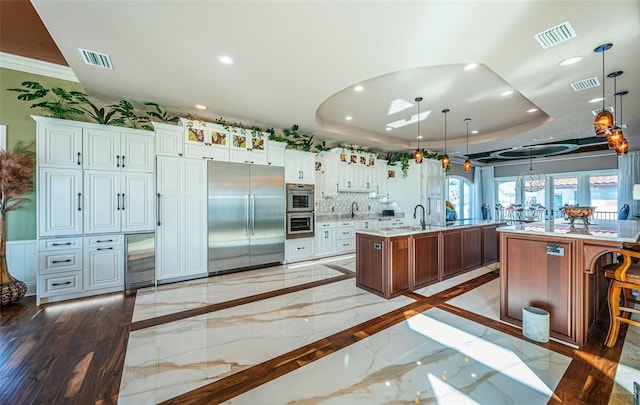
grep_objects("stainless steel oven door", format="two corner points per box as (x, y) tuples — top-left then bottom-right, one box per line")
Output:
(286, 184), (314, 211)
(286, 212), (314, 239)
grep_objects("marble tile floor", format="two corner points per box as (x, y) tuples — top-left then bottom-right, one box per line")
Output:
(118, 256), (637, 404)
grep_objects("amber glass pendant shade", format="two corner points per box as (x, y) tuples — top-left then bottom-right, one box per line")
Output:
(615, 138), (629, 155)
(464, 158), (471, 172)
(607, 127), (624, 148)
(441, 154), (450, 169)
(594, 110), (614, 137)
(414, 149), (423, 164)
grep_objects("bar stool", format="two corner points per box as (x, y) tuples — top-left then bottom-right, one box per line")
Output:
(603, 249), (640, 347)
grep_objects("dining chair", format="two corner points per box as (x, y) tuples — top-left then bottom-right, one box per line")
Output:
(603, 248), (640, 347)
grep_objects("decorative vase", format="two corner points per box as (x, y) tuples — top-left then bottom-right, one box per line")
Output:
(0, 254), (27, 306)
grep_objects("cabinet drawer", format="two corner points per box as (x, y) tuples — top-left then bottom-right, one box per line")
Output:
(336, 239), (354, 252)
(229, 149), (267, 165)
(184, 144), (229, 161)
(336, 228), (354, 238)
(39, 250), (83, 274)
(38, 271), (83, 297)
(337, 221), (354, 227)
(317, 222), (336, 229)
(286, 239), (314, 261)
(84, 235), (124, 248)
(39, 237), (83, 251)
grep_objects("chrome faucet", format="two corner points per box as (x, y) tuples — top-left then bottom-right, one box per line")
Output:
(414, 204), (426, 230)
(351, 201), (359, 218)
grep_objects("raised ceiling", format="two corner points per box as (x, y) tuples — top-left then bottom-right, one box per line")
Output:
(6, 1), (640, 161)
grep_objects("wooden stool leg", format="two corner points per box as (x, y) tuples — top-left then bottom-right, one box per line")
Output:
(605, 281), (622, 347)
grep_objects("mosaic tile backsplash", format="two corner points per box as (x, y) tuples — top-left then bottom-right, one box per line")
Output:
(315, 192), (396, 217)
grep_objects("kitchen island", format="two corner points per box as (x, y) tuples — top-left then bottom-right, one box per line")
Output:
(498, 219), (640, 346)
(355, 220), (504, 299)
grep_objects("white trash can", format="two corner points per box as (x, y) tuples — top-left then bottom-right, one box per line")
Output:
(522, 306), (550, 343)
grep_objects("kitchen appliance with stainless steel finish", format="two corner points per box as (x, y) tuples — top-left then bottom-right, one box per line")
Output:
(125, 232), (156, 290)
(207, 161), (285, 274)
(286, 183), (314, 211)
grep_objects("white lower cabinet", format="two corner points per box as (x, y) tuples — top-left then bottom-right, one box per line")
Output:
(37, 235), (124, 304)
(286, 238), (314, 262)
(156, 157), (207, 281)
(315, 222), (336, 257)
(335, 220), (355, 253)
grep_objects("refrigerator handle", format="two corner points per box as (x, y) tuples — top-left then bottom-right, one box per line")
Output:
(245, 194), (250, 236)
(250, 194), (256, 235)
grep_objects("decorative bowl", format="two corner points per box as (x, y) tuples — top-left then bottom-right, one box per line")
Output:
(561, 206), (595, 218)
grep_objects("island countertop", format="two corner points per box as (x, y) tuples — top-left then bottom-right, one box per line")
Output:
(497, 219), (640, 243)
(356, 219), (505, 237)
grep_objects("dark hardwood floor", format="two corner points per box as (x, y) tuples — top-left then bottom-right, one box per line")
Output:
(0, 268), (630, 404)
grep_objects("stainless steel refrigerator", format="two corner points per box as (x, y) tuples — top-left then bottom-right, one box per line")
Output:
(207, 161), (285, 274)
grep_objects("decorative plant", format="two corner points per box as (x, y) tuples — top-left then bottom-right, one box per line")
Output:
(71, 91), (122, 125)
(400, 154), (410, 177)
(144, 102), (180, 124)
(7, 81), (84, 119)
(0, 141), (35, 306)
(111, 99), (151, 130)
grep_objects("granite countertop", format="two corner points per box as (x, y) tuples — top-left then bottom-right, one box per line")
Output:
(497, 219), (640, 243)
(316, 214), (404, 222)
(356, 219), (506, 237)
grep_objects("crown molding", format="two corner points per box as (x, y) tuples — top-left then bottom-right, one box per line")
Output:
(0, 52), (78, 82)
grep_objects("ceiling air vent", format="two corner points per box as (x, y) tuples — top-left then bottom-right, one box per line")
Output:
(591, 106), (614, 116)
(79, 48), (113, 69)
(534, 21), (577, 49)
(571, 77), (600, 92)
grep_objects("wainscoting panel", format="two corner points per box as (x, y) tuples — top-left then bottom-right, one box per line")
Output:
(6, 240), (38, 296)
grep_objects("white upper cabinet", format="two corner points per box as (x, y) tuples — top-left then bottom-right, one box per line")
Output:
(315, 152), (338, 198)
(36, 119), (83, 169)
(267, 141), (286, 166)
(153, 122), (184, 157)
(83, 127), (154, 172)
(285, 149), (315, 184)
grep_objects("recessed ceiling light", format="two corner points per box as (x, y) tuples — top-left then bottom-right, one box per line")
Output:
(217, 55), (236, 65)
(416, 135), (423, 139)
(501, 90), (514, 96)
(471, 130), (479, 134)
(559, 56), (583, 66)
(345, 116), (353, 121)
(588, 97), (604, 103)
(385, 127), (392, 131)
(526, 108), (539, 113)
(353, 85), (365, 92)
(533, 136), (554, 142)
(195, 104), (207, 110)
(463, 63), (479, 71)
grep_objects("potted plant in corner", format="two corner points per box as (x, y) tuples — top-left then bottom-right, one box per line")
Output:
(0, 142), (35, 306)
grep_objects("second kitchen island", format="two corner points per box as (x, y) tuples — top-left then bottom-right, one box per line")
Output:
(356, 221), (504, 299)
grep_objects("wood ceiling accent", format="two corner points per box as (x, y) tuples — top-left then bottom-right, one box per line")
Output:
(0, 0), (67, 66)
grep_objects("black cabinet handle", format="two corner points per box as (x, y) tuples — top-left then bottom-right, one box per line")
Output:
(96, 239), (113, 243)
(52, 242), (72, 246)
(116, 193), (121, 210)
(77, 152), (81, 165)
(121, 193), (125, 210)
(156, 193), (161, 226)
(97, 247), (113, 251)
(52, 259), (72, 264)
(52, 281), (72, 286)
(121, 156), (125, 168)
(77, 193), (82, 211)
(116, 155), (120, 167)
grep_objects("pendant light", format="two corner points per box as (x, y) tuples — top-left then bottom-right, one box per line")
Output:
(414, 97), (424, 164)
(593, 43), (614, 137)
(463, 118), (471, 172)
(516, 148), (546, 192)
(613, 90), (629, 155)
(441, 109), (450, 169)
(607, 71), (624, 148)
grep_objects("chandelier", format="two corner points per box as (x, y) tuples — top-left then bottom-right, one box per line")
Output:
(593, 43), (614, 137)
(516, 148), (546, 192)
(463, 118), (471, 172)
(441, 109), (450, 169)
(414, 97), (424, 164)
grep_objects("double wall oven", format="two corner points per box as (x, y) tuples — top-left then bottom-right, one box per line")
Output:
(286, 183), (314, 239)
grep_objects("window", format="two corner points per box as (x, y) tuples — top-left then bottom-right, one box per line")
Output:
(447, 176), (473, 220)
